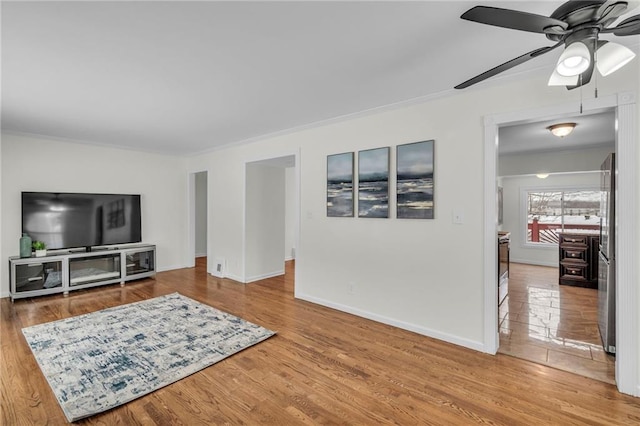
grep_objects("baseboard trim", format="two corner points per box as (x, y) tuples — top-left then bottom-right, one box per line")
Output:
(157, 264), (187, 273)
(296, 292), (486, 353)
(245, 270), (284, 284)
(509, 258), (558, 268)
(195, 253), (207, 258)
(224, 273), (244, 283)
(284, 256), (294, 262)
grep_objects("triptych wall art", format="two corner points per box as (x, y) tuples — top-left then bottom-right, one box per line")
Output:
(326, 140), (434, 219)
(358, 147), (389, 218)
(396, 140), (434, 219)
(326, 152), (354, 217)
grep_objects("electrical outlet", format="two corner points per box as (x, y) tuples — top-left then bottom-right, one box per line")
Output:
(348, 283), (356, 294)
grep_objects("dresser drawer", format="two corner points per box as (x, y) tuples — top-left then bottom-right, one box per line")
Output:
(560, 235), (588, 245)
(560, 262), (588, 281)
(558, 233), (599, 288)
(561, 247), (588, 262)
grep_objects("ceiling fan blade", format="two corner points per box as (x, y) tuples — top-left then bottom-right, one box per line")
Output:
(455, 44), (561, 90)
(595, 1), (629, 25)
(611, 15), (640, 35)
(461, 6), (568, 34)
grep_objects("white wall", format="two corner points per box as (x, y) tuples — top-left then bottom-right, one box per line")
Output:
(195, 171), (207, 257)
(0, 133), (190, 297)
(186, 63), (638, 353)
(284, 166), (296, 260)
(245, 163), (285, 282)
(499, 145), (613, 176)
(501, 172), (601, 267)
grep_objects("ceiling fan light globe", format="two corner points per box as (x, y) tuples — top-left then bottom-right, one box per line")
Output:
(548, 69), (579, 86)
(597, 42), (636, 76)
(557, 57), (590, 76)
(556, 42), (591, 76)
(563, 56), (583, 68)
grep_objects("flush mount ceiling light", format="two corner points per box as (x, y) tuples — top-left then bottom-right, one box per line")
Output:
(547, 122), (576, 137)
(455, 2), (640, 90)
(536, 173), (550, 179)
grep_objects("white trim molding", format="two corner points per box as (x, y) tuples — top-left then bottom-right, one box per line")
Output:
(483, 115), (499, 354)
(484, 92), (639, 396)
(614, 94), (638, 396)
(245, 270), (285, 284)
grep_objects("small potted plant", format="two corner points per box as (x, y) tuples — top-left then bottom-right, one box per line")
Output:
(32, 241), (47, 257)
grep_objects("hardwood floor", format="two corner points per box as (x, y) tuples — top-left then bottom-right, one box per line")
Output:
(2, 258), (639, 425)
(498, 263), (615, 384)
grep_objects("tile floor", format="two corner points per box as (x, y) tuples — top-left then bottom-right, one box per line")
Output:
(498, 262), (615, 384)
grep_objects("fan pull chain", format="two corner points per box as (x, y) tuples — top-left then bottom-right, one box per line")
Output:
(580, 74), (583, 114)
(594, 36), (599, 99)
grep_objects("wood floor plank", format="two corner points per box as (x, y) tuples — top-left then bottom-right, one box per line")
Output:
(2, 259), (639, 425)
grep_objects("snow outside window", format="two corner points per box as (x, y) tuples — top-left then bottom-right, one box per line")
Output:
(526, 189), (600, 245)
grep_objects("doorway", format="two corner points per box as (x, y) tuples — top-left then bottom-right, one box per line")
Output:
(188, 170), (209, 271)
(243, 154), (297, 284)
(496, 111), (615, 383)
(483, 93), (638, 396)
(195, 171), (208, 262)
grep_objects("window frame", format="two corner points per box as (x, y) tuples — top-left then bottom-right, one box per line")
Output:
(520, 184), (600, 249)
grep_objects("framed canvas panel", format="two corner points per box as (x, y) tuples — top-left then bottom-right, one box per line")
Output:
(327, 152), (354, 217)
(358, 147), (389, 218)
(396, 140), (434, 219)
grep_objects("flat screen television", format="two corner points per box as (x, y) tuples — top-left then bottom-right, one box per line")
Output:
(22, 192), (142, 251)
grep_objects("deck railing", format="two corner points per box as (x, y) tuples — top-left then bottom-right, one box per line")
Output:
(528, 218), (599, 244)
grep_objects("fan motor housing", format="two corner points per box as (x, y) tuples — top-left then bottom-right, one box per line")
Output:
(546, 0), (618, 41)
(550, 0), (607, 24)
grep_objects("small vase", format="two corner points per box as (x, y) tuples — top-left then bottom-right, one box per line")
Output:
(35, 249), (47, 258)
(20, 234), (32, 258)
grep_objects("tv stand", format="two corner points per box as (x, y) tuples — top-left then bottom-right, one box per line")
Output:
(9, 244), (155, 300)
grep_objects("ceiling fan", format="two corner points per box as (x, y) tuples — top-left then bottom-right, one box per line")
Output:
(455, 1), (640, 90)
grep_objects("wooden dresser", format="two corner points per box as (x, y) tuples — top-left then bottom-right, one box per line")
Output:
(558, 232), (599, 288)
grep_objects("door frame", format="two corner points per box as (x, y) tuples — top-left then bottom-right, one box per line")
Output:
(242, 150), (300, 285)
(187, 169), (209, 270)
(482, 92), (638, 396)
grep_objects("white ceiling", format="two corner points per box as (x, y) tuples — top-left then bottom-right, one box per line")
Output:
(498, 109), (616, 155)
(2, 1), (638, 156)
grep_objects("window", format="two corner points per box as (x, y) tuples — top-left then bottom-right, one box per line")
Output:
(525, 189), (600, 245)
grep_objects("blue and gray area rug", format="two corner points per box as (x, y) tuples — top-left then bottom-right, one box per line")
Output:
(22, 292), (275, 422)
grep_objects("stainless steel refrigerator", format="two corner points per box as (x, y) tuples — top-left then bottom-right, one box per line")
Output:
(598, 153), (616, 354)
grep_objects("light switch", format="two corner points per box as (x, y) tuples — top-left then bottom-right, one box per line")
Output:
(453, 209), (464, 224)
